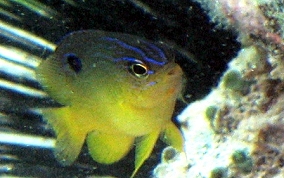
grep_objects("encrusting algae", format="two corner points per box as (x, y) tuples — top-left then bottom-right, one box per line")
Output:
(36, 30), (184, 177)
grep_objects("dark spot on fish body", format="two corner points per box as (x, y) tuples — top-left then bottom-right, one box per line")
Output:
(65, 53), (82, 73)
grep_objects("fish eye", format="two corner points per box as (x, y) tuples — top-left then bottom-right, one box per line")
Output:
(64, 53), (82, 73)
(129, 60), (149, 78)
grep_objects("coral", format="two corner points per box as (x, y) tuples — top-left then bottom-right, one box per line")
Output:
(252, 124), (284, 177)
(193, 0), (284, 50)
(154, 1), (284, 177)
(153, 149), (188, 178)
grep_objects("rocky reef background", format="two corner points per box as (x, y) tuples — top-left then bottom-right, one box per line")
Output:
(154, 0), (284, 177)
(1, 0), (283, 178)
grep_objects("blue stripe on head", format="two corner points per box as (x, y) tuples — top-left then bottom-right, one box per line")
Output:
(102, 37), (166, 66)
(114, 56), (138, 63)
(140, 40), (167, 61)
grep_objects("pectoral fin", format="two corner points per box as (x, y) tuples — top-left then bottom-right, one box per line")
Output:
(131, 130), (160, 178)
(161, 122), (184, 152)
(42, 107), (86, 166)
(86, 131), (134, 164)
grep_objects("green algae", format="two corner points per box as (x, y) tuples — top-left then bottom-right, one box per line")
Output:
(210, 167), (228, 178)
(231, 150), (253, 174)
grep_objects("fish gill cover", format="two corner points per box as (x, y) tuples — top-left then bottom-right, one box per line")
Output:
(0, 0), (239, 177)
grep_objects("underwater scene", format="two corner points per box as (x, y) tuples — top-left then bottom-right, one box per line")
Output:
(1, 0), (284, 177)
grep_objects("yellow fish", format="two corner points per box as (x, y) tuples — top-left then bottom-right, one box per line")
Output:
(36, 30), (184, 177)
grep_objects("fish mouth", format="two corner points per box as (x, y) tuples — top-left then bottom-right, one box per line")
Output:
(162, 64), (184, 97)
(145, 64), (183, 88)
(167, 64), (183, 77)
(159, 63), (183, 85)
